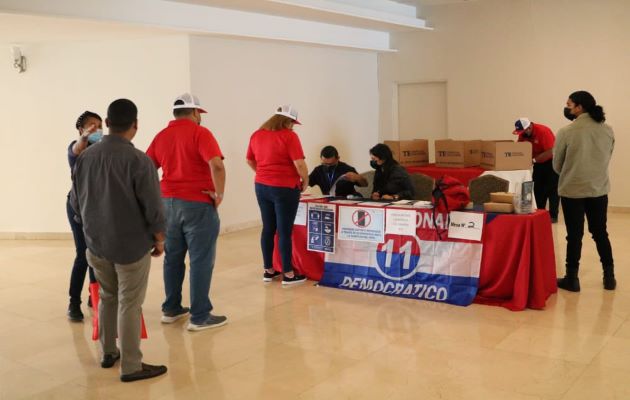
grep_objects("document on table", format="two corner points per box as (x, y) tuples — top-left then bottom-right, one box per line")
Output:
(329, 200), (362, 205)
(356, 201), (390, 207)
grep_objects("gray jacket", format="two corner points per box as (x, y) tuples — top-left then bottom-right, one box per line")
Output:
(553, 113), (614, 198)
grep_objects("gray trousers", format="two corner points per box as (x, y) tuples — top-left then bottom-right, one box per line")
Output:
(87, 250), (151, 375)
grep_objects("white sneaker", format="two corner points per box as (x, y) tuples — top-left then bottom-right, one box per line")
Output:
(161, 307), (190, 324)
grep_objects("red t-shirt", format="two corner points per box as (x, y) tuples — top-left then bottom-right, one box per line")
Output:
(147, 119), (223, 204)
(517, 123), (555, 160)
(246, 129), (305, 188)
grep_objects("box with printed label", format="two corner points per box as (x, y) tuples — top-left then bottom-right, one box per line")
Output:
(434, 139), (482, 168)
(384, 140), (429, 167)
(480, 141), (532, 171)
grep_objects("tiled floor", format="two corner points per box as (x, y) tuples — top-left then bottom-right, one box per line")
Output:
(1, 213), (629, 399)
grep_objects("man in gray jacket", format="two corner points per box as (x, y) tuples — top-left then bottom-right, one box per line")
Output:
(71, 99), (168, 382)
(553, 91), (615, 292)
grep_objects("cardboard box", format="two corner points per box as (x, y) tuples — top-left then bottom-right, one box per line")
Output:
(483, 202), (514, 213)
(434, 140), (482, 168)
(480, 141), (532, 171)
(384, 140), (429, 167)
(490, 192), (515, 204)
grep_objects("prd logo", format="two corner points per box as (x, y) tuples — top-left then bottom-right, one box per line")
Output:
(352, 209), (371, 228)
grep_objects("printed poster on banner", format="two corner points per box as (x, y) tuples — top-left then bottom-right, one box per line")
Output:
(338, 206), (385, 243)
(320, 208), (483, 306)
(307, 203), (336, 253)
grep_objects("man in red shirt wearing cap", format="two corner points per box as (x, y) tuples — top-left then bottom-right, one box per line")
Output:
(513, 117), (559, 222)
(147, 93), (227, 331)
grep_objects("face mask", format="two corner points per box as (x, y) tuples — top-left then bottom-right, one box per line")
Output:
(87, 130), (103, 144)
(370, 160), (379, 170)
(563, 107), (576, 121)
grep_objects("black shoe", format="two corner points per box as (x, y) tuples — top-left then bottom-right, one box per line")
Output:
(67, 303), (84, 322)
(282, 274), (307, 286)
(263, 270), (282, 282)
(604, 275), (617, 290)
(557, 276), (580, 292)
(120, 363), (168, 382)
(101, 352), (120, 368)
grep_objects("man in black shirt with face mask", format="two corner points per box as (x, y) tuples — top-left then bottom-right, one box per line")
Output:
(308, 146), (367, 197)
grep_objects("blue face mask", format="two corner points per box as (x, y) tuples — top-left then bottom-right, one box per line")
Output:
(87, 130), (103, 144)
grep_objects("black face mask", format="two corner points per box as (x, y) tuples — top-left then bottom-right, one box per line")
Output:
(564, 107), (576, 121)
(370, 160), (379, 170)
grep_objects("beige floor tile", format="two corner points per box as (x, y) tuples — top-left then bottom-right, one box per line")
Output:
(0, 211), (628, 399)
(561, 364), (630, 400)
(495, 325), (611, 364)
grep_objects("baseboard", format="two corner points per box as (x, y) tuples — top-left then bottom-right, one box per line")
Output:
(0, 232), (73, 240)
(609, 206), (630, 213)
(0, 221), (261, 241)
(220, 220), (261, 235)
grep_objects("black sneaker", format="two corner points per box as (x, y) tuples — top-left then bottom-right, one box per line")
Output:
(282, 274), (307, 286)
(161, 307), (190, 324)
(67, 303), (84, 322)
(120, 363), (167, 383)
(557, 276), (580, 292)
(101, 351), (120, 368)
(187, 314), (228, 331)
(263, 270), (282, 282)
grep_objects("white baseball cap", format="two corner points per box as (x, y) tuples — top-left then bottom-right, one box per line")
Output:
(513, 117), (531, 135)
(173, 93), (207, 113)
(275, 105), (301, 125)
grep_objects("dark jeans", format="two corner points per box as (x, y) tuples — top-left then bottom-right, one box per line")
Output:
(255, 183), (301, 273)
(561, 195), (614, 273)
(162, 198), (220, 324)
(66, 197), (96, 305)
(533, 160), (559, 219)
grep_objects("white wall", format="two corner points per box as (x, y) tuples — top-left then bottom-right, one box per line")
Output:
(0, 33), (380, 234)
(189, 36), (379, 230)
(379, 0), (630, 207)
(0, 35), (190, 233)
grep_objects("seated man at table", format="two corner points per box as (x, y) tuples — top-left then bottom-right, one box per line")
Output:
(513, 117), (559, 223)
(309, 145), (368, 197)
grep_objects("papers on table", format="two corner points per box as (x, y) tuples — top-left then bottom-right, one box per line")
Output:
(413, 201), (433, 209)
(356, 201), (390, 207)
(328, 199), (362, 205)
(301, 194), (334, 200)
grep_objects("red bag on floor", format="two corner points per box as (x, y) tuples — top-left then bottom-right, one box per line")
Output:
(89, 282), (148, 341)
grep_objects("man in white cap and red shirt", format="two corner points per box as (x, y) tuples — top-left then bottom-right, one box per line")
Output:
(513, 117), (559, 223)
(147, 93), (227, 331)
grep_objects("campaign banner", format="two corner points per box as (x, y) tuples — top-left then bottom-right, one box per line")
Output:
(320, 209), (483, 306)
(307, 203), (336, 253)
(338, 206), (385, 243)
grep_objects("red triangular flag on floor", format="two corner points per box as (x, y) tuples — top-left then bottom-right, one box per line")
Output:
(89, 282), (148, 341)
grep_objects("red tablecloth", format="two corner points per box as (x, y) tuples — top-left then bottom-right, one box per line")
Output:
(406, 164), (485, 186)
(274, 208), (557, 311)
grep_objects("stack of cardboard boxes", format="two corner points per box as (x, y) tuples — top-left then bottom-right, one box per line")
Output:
(384, 139), (532, 171)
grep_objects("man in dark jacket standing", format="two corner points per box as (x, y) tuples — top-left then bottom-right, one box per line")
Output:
(71, 99), (167, 382)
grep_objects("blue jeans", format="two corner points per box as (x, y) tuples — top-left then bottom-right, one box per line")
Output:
(255, 183), (301, 274)
(66, 197), (96, 305)
(162, 198), (220, 324)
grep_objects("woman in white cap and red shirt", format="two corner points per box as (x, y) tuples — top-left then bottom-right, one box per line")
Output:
(246, 105), (309, 285)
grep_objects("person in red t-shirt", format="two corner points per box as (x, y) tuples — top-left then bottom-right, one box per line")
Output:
(146, 93), (227, 332)
(246, 105), (309, 285)
(513, 117), (559, 222)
